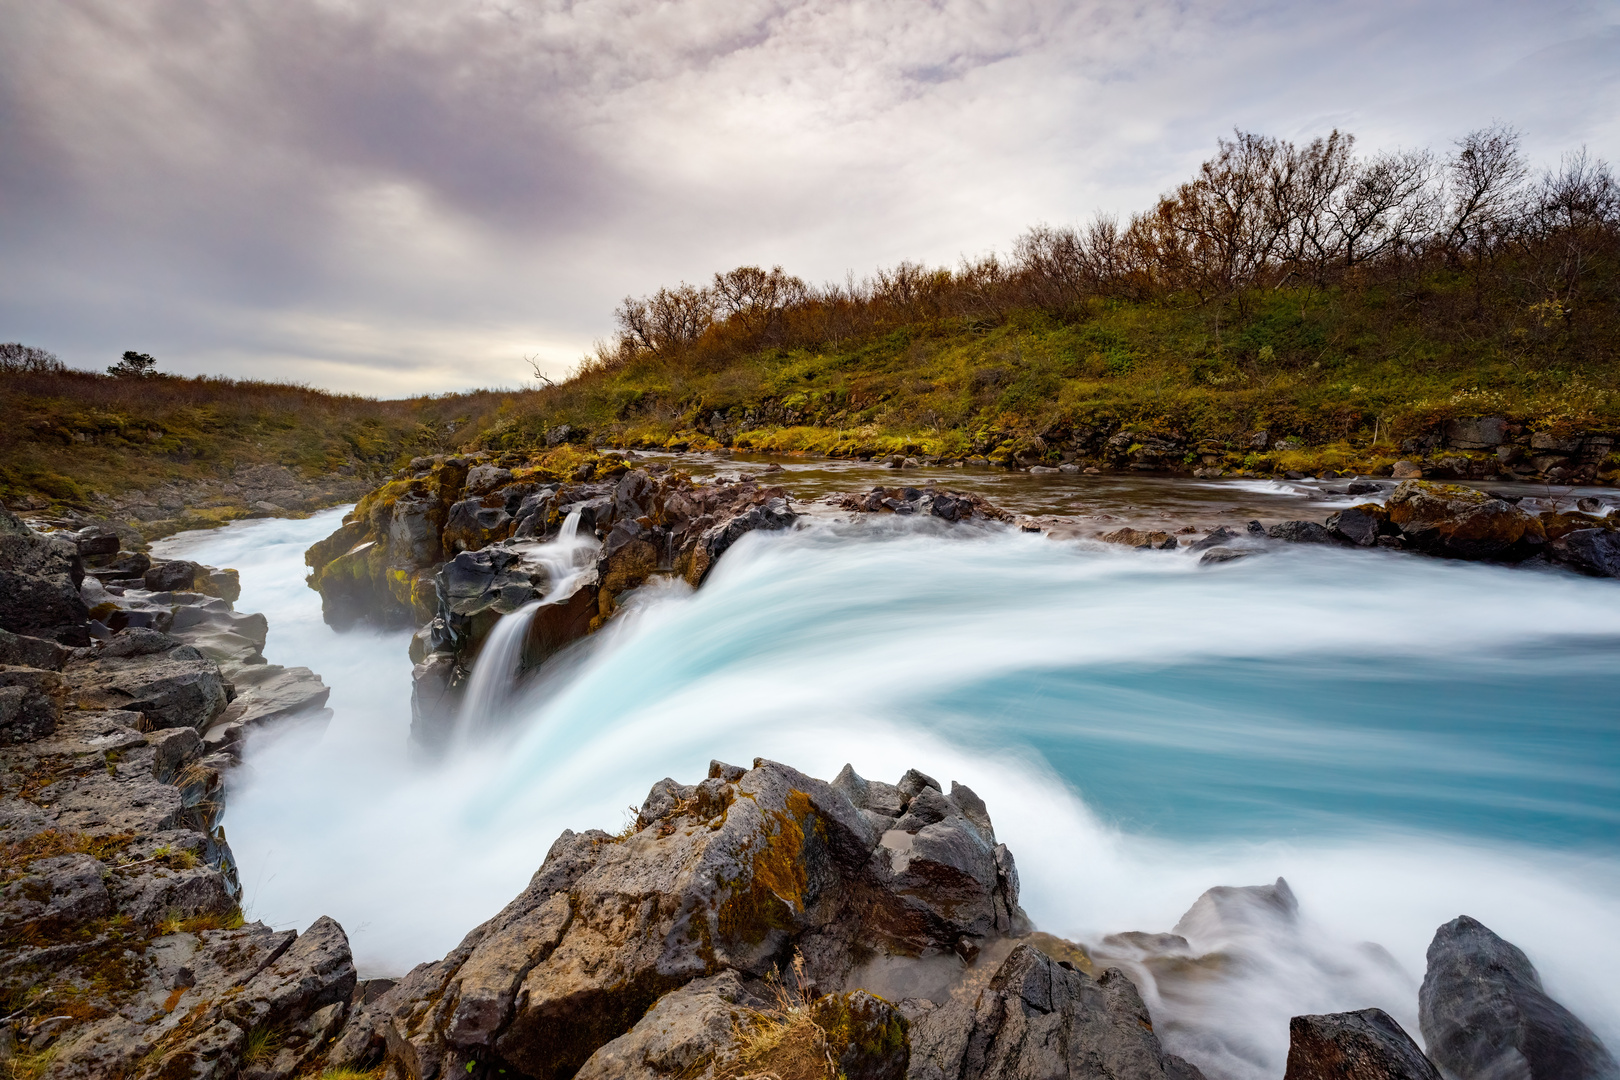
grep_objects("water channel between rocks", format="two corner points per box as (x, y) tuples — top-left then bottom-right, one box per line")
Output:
(153, 463), (1620, 1077)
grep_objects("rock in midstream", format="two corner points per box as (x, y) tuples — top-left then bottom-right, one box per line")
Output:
(1419, 915), (1619, 1080)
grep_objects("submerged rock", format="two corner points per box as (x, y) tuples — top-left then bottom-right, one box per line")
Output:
(1326, 505), (1395, 547)
(1101, 527), (1178, 550)
(830, 486), (1013, 524)
(1419, 915), (1618, 1080)
(1268, 520), (1337, 544)
(1284, 1009), (1440, 1080)
(1188, 525), (1242, 552)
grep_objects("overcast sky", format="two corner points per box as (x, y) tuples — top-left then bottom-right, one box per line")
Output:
(2, 0), (1617, 396)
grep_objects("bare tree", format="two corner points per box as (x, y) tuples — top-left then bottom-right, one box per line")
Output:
(525, 353), (556, 387)
(1521, 147), (1620, 305)
(1013, 215), (1135, 307)
(711, 266), (809, 336)
(1331, 148), (1441, 266)
(1143, 130), (1293, 299)
(0, 343), (66, 374)
(614, 282), (716, 356)
(1269, 130), (1356, 285)
(1445, 124), (1528, 255)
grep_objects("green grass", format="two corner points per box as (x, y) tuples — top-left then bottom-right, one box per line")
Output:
(468, 275), (1620, 474)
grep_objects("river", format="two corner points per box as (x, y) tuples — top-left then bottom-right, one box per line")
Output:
(153, 465), (1620, 1079)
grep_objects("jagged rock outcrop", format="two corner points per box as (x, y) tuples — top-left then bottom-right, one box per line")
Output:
(1418, 915), (1618, 1080)
(304, 447), (633, 630)
(1284, 1009), (1440, 1080)
(324, 759), (1079, 1080)
(66, 627), (230, 731)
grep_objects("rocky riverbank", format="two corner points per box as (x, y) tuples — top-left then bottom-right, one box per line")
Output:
(0, 508), (352, 1078)
(597, 414), (1620, 488)
(1030, 478), (1620, 576)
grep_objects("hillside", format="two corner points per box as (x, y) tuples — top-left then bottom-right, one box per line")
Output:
(5, 125), (1618, 515)
(471, 277), (1619, 478)
(0, 368), (533, 523)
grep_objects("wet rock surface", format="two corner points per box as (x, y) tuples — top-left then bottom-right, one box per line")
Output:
(1419, 915), (1619, 1080)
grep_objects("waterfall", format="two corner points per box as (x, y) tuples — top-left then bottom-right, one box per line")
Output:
(455, 510), (596, 734)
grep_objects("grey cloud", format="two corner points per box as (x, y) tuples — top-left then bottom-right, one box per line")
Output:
(1, 0), (1616, 392)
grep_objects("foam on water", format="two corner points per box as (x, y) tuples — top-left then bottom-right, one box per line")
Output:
(157, 509), (1620, 1078)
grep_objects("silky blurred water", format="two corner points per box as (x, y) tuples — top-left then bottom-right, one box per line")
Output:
(156, 491), (1620, 1077)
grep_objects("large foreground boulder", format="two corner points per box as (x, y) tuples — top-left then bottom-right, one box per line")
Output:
(1284, 1009), (1441, 1080)
(327, 759), (1035, 1079)
(1419, 915), (1618, 1080)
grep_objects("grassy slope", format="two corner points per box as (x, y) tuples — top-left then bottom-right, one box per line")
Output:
(475, 274), (1620, 474)
(0, 372), (529, 508)
(5, 270), (1617, 512)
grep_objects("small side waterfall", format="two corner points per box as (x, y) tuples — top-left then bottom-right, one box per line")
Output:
(455, 510), (597, 735)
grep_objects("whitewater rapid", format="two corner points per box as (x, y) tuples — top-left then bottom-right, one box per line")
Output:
(156, 506), (1620, 1078)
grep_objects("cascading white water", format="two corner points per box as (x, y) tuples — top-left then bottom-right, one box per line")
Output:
(454, 509), (597, 734)
(155, 504), (1620, 1080)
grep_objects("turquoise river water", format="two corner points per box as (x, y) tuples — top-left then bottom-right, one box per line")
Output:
(155, 471), (1620, 1079)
